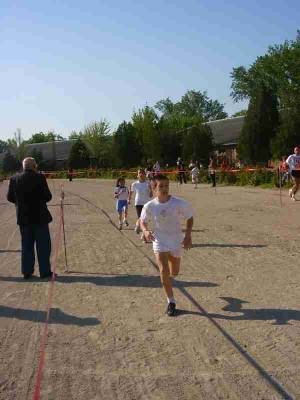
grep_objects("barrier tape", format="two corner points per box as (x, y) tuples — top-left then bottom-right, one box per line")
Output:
(33, 187), (64, 400)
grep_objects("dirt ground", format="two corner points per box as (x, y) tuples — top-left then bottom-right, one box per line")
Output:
(0, 178), (299, 400)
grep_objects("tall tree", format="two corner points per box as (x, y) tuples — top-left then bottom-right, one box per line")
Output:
(112, 121), (140, 168)
(0, 140), (9, 154)
(82, 120), (112, 167)
(232, 109), (247, 117)
(237, 85), (279, 165)
(68, 139), (90, 169)
(182, 122), (214, 164)
(2, 151), (20, 173)
(68, 131), (83, 140)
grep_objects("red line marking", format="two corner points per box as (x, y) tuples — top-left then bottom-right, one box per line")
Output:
(34, 206), (63, 400)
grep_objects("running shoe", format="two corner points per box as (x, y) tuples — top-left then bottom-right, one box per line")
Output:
(135, 224), (141, 234)
(118, 223), (122, 230)
(292, 194), (296, 201)
(289, 189), (293, 198)
(123, 219), (129, 226)
(167, 302), (176, 317)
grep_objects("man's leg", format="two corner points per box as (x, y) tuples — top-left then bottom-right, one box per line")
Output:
(292, 177), (300, 195)
(179, 173), (183, 184)
(19, 225), (35, 276)
(35, 224), (52, 277)
(168, 254), (181, 278)
(183, 173), (187, 184)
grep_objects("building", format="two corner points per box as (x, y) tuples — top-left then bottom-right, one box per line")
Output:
(205, 116), (244, 162)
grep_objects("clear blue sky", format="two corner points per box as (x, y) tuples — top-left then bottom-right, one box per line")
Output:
(1, 0), (299, 141)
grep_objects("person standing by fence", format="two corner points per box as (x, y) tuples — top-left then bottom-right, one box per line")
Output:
(177, 158), (186, 184)
(6, 157), (53, 279)
(209, 157), (216, 187)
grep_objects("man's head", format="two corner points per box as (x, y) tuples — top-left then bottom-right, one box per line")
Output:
(151, 174), (169, 197)
(137, 168), (146, 181)
(22, 157), (37, 171)
(294, 147), (300, 156)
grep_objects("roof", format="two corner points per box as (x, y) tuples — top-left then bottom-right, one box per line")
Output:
(205, 116), (244, 145)
(24, 140), (76, 161)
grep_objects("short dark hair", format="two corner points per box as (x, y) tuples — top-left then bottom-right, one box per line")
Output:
(151, 174), (169, 187)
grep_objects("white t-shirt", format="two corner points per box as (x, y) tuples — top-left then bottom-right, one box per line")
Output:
(286, 155), (300, 171)
(191, 167), (199, 178)
(140, 196), (194, 253)
(131, 180), (151, 206)
(153, 163), (161, 172)
(114, 186), (129, 201)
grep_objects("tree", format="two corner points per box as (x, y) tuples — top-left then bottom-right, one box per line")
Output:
(112, 121), (140, 168)
(27, 132), (50, 144)
(68, 139), (90, 169)
(69, 131), (83, 140)
(155, 90), (228, 122)
(82, 120), (112, 167)
(2, 151), (20, 173)
(0, 140), (8, 154)
(182, 122), (214, 164)
(232, 109), (247, 117)
(237, 85), (279, 165)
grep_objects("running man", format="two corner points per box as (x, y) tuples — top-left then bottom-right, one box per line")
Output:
(129, 168), (153, 240)
(140, 174), (194, 317)
(286, 146), (300, 201)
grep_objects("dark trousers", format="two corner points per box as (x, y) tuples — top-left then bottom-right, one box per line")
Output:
(19, 224), (52, 276)
(178, 172), (186, 184)
(210, 173), (216, 187)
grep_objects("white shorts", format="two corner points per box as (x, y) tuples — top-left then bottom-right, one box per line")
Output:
(154, 248), (181, 258)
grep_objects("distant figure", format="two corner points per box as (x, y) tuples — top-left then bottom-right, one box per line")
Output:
(177, 157), (186, 184)
(208, 157), (216, 187)
(6, 157), (53, 279)
(286, 146), (300, 201)
(68, 167), (73, 182)
(281, 156), (289, 184)
(0, 176), (3, 186)
(114, 177), (130, 230)
(145, 163), (154, 179)
(153, 161), (161, 175)
(191, 165), (200, 189)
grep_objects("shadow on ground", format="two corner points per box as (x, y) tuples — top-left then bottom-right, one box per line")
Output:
(192, 244), (267, 249)
(0, 305), (100, 326)
(0, 274), (218, 289)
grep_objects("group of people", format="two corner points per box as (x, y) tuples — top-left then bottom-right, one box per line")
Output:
(114, 168), (193, 316)
(5, 146), (300, 317)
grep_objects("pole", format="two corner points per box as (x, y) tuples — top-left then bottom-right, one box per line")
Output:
(60, 184), (69, 273)
(279, 167), (282, 206)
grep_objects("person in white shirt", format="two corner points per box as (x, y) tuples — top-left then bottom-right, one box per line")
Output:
(114, 177), (130, 230)
(140, 174), (194, 317)
(191, 165), (199, 189)
(129, 169), (153, 239)
(153, 161), (161, 174)
(286, 146), (300, 201)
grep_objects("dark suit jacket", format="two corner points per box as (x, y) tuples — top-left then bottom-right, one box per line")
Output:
(7, 169), (53, 225)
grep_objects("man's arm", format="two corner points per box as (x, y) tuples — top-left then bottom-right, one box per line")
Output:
(140, 220), (155, 243)
(182, 217), (193, 250)
(6, 177), (16, 204)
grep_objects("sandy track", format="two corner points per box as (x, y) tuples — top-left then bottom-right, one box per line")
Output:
(0, 179), (299, 399)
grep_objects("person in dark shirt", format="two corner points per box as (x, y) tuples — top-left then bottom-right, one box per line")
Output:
(7, 157), (54, 279)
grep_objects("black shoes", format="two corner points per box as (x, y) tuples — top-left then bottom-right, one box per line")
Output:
(167, 302), (176, 317)
(40, 272), (58, 279)
(23, 273), (33, 280)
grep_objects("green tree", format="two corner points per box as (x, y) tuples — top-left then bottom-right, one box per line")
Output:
(82, 120), (112, 167)
(112, 121), (140, 168)
(68, 138), (90, 169)
(0, 140), (9, 154)
(2, 151), (20, 173)
(132, 106), (160, 163)
(182, 122), (214, 164)
(232, 109), (247, 117)
(237, 85), (279, 165)
(155, 90), (227, 122)
(69, 131), (83, 140)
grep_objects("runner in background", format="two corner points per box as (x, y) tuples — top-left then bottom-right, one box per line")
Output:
(191, 164), (200, 189)
(153, 161), (161, 175)
(286, 146), (300, 201)
(140, 174), (194, 317)
(114, 177), (130, 229)
(177, 157), (186, 184)
(145, 163), (154, 179)
(129, 168), (153, 241)
(68, 167), (73, 182)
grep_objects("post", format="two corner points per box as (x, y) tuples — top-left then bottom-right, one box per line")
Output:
(60, 184), (69, 273)
(279, 167), (282, 206)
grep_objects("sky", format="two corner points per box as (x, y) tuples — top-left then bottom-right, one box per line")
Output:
(1, 0), (299, 141)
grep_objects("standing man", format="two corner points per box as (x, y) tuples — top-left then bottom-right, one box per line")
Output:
(7, 157), (54, 279)
(286, 146), (300, 201)
(177, 157), (186, 184)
